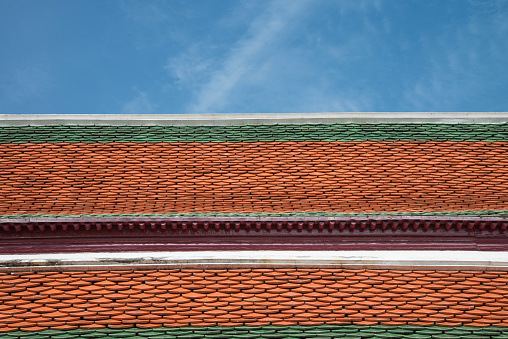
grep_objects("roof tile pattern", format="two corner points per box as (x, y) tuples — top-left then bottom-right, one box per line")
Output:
(1, 325), (508, 339)
(1, 268), (508, 332)
(1, 124), (507, 142)
(2, 121), (508, 338)
(1, 140), (507, 216)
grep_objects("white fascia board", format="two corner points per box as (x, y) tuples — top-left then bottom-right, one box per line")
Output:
(1, 112), (508, 126)
(1, 251), (508, 271)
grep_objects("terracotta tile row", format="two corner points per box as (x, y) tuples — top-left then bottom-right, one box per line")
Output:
(1, 141), (508, 216)
(0, 269), (508, 332)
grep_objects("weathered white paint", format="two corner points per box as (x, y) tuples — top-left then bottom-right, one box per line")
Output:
(1, 112), (508, 126)
(1, 251), (507, 271)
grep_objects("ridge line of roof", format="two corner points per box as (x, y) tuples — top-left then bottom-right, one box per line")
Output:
(2, 112), (508, 126)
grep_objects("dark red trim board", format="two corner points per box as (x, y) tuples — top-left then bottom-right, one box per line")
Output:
(1, 216), (507, 253)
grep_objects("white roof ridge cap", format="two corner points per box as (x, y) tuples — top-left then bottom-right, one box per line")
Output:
(1, 112), (508, 126)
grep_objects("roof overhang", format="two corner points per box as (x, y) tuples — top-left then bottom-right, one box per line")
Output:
(2, 113), (508, 253)
(1, 216), (507, 253)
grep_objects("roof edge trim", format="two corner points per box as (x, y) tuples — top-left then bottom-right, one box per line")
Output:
(2, 215), (507, 223)
(2, 251), (508, 271)
(2, 112), (508, 126)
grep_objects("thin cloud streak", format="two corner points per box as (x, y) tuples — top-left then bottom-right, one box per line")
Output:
(165, 47), (213, 87)
(187, 0), (311, 113)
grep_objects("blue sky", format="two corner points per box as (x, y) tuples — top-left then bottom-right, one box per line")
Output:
(0, 0), (507, 114)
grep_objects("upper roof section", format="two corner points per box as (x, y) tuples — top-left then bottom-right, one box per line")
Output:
(2, 112), (508, 126)
(1, 113), (508, 219)
(1, 113), (508, 143)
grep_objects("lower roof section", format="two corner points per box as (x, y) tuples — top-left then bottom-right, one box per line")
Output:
(2, 265), (508, 332)
(1, 216), (508, 253)
(2, 250), (508, 272)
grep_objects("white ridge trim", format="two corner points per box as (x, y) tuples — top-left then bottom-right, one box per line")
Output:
(1, 112), (508, 126)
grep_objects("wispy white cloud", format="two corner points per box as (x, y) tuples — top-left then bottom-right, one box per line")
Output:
(119, 0), (385, 114)
(187, 0), (312, 113)
(165, 47), (214, 87)
(121, 91), (158, 114)
(175, 0), (388, 114)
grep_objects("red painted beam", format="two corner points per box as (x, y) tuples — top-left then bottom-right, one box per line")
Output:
(1, 215), (507, 232)
(1, 216), (507, 253)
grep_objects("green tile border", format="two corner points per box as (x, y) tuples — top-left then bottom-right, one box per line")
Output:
(1, 325), (508, 339)
(1, 124), (507, 143)
(1, 210), (508, 219)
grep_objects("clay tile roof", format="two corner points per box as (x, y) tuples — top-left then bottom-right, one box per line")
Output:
(1, 113), (507, 219)
(1, 113), (508, 252)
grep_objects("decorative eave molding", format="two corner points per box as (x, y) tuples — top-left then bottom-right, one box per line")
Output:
(2, 215), (507, 232)
(2, 112), (508, 126)
(2, 216), (508, 253)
